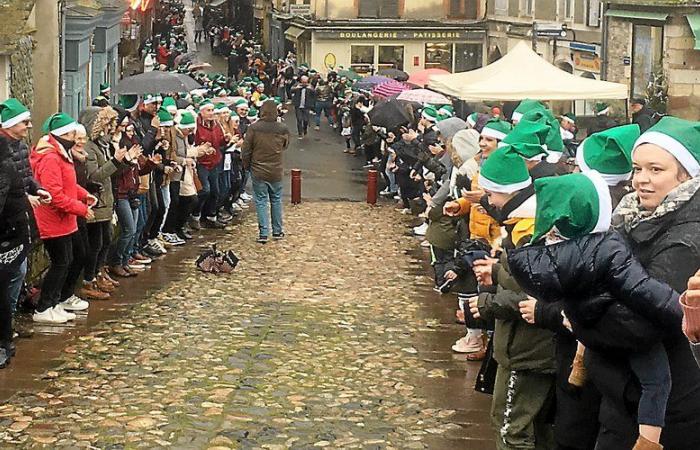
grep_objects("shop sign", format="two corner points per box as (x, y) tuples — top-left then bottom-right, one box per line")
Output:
(289, 4), (312, 16)
(324, 53), (337, 70)
(573, 51), (600, 73)
(315, 29), (482, 41)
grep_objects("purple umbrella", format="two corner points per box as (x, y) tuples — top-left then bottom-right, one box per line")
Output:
(354, 75), (392, 91)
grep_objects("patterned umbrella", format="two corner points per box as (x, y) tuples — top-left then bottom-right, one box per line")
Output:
(396, 89), (450, 105)
(355, 75), (392, 91)
(372, 80), (413, 99)
(377, 68), (409, 81)
(407, 68), (451, 88)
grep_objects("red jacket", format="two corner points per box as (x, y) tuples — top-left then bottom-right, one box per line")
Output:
(29, 135), (89, 239)
(194, 116), (224, 169)
(157, 45), (170, 66)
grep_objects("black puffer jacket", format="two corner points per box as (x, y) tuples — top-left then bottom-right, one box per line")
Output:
(508, 231), (682, 353)
(0, 131), (40, 195)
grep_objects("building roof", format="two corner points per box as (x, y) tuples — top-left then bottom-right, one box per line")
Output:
(0, 0), (36, 54)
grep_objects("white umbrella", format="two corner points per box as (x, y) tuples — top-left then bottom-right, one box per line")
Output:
(397, 89), (450, 105)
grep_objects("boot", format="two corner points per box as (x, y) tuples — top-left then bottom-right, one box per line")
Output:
(102, 268), (119, 287)
(95, 275), (116, 293)
(633, 436), (663, 450)
(568, 347), (587, 387)
(79, 281), (110, 300)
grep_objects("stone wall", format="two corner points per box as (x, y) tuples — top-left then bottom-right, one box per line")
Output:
(664, 11), (700, 119)
(9, 36), (34, 141)
(605, 17), (632, 85)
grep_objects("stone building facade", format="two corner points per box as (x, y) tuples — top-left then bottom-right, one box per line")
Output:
(603, 0), (700, 119)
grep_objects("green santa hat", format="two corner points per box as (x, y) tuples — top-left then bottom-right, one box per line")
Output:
(438, 105), (454, 118)
(99, 83), (110, 94)
(234, 98), (249, 110)
(480, 118), (512, 141)
(177, 110), (196, 129)
(531, 170), (612, 243)
(594, 102), (610, 116)
(576, 124), (640, 185)
(479, 145), (532, 194)
(143, 93), (159, 105)
(198, 99), (215, 112)
(162, 96), (178, 114)
(501, 120), (550, 161)
(157, 107), (174, 127)
(247, 107), (259, 119)
(511, 99), (547, 123)
(214, 102), (230, 114)
(561, 113), (576, 124)
(633, 116), (700, 177)
(119, 94), (139, 112)
(421, 106), (440, 122)
(42, 112), (79, 136)
(520, 108), (565, 162)
(466, 112), (479, 128)
(0, 98), (31, 129)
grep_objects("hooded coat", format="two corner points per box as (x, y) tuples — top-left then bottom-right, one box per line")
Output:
(79, 107), (125, 223)
(241, 101), (290, 183)
(29, 134), (89, 239)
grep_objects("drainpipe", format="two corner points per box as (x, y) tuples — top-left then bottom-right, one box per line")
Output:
(601, 1), (609, 80)
(59, 0), (66, 112)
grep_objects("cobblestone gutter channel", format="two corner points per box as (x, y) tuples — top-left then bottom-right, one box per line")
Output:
(0, 202), (494, 449)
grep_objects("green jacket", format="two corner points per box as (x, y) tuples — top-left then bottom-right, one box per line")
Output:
(425, 200), (459, 250)
(84, 140), (123, 223)
(477, 238), (556, 373)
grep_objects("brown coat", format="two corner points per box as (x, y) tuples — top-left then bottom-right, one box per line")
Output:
(241, 101), (290, 183)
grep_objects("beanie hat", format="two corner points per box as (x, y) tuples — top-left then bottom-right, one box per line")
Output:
(466, 112), (479, 128)
(99, 83), (110, 94)
(479, 145), (532, 194)
(531, 171), (612, 243)
(143, 93), (158, 105)
(633, 116), (700, 177)
(481, 118), (512, 141)
(157, 107), (174, 127)
(502, 120), (550, 161)
(421, 106), (440, 122)
(42, 112), (79, 136)
(0, 98), (30, 129)
(452, 129), (480, 164)
(435, 117), (466, 141)
(177, 110), (196, 129)
(511, 99), (547, 123)
(162, 96), (178, 114)
(577, 124), (639, 185)
(214, 102), (230, 114)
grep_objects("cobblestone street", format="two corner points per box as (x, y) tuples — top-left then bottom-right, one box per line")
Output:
(0, 203), (493, 449)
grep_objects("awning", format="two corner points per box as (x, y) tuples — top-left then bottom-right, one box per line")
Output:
(210, 0), (226, 7)
(687, 14), (700, 50)
(284, 25), (306, 41)
(605, 9), (669, 22)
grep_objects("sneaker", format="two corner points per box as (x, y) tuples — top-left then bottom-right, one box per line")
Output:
(217, 213), (234, 224)
(240, 192), (252, 201)
(202, 218), (225, 229)
(133, 253), (153, 264)
(420, 240), (431, 248)
(95, 275), (116, 293)
(188, 217), (202, 231)
(176, 230), (193, 241)
(161, 233), (185, 246)
(230, 202), (243, 212)
(400, 208), (411, 215)
(0, 348), (9, 369)
(127, 259), (146, 270)
(60, 295), (90, 311)
(257, 235), (268, 244)
(298, 135), (303, 140)
(146, 240), (167, 255)
(53, 305), (76, 321)
(237, 199), (250, 209)
(393, 195), (401, 201)
(451, 334), (484, 354)
(33, 308), (68, 324)
(362, 163), (373, 169)
(413, 222), (428, 236)
(315, 125), (320, 131)
(108, 265), (132, 278)
(272, 232), (285, 240)
(371, 157), (381, 163)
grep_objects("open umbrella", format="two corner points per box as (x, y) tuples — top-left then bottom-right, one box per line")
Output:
(372, 80), (412, 99)
(337, 68), (361, 81)
(377, 68), (409, 81)
(113, 71), (202, 94)
(407, 68), (450, 88)
(367, 98), (413, 130)
(188, 62), (212, 70)
(397, 89), (450, 105)
(354, 75), (392, 91)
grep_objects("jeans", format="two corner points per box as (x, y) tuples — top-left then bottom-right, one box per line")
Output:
(84, 221), (112, 281)
(252, 175), (283, 237)
(295, 107), (311, 135)
(159, 185), (171, 233)
(111, 199), (139, 267)
(218, 167), (232, 211)
(8, 257), (27, 314)
(135, 193), (148, 251)
(195, 164), (221, 219)
(314, 101), (333, 127)
(0, 269), (12, 345)
(629, 343), (672, 427)
(37, 234), (75, 312)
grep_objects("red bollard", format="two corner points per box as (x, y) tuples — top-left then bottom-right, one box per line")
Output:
(367, 169), (378, 205)
(291, 169), (302, 205)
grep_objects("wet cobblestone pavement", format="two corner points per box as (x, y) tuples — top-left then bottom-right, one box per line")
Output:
(0, 202), (494, 449)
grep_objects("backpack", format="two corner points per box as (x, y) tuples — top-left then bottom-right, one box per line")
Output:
(195, 244), (239, 273)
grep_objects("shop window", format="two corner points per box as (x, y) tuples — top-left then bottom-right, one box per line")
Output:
(454, 43), (482, 72)
(358, 0), (400, 18)
(351, 45), (375, 75)
(425, 43), (453, 71)
(631, 24), (663, 98)
(378, 45), (404, 71)
(521, 0), (535, 16)
(558, 0), (574, 19)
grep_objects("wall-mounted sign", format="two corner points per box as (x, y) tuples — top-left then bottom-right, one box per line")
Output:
(315, 29), (483, 42)
(573, 51), (601, 72)
(289, 4), (312, 16)
(324, 53), (336, 70)
(622, 56), (631, 65)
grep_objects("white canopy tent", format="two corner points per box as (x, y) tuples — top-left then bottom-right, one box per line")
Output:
(428, 41), (629, 101)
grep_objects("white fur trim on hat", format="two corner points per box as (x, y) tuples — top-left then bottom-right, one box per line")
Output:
(545, 151), (563, 163)
(143, 96), (158, 105)
(1, 110), (30, 129)
(582, 170), (613, 234)
(511, 111), (523, 123)
(176, 122), (196, 129)
(576, 140), (632, 186)
(466, 115), (476, 127)
(634, 130), (700, 177)
(478, 173), (532, 194)
(480, 127), (507, 141)
(51, 121), (79, 136)
(561, 115), (575, 124)
(595, 107), (610, 116)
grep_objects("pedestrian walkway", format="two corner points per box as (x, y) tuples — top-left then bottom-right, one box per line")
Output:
(0, 203), (493, 449)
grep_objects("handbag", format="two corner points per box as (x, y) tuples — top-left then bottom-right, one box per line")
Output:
(195, 244), (239, 274)
(474, 334), (498, 395)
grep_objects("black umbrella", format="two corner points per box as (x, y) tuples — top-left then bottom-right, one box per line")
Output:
(377, 68), (409, 82)
(367, 98), (413, 130)
(113, 71), (202, 95)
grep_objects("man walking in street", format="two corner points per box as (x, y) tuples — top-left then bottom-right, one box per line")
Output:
(241, 100), (290, 244)
(631, 97), (658, 133)
(291, 75), (315, 139)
